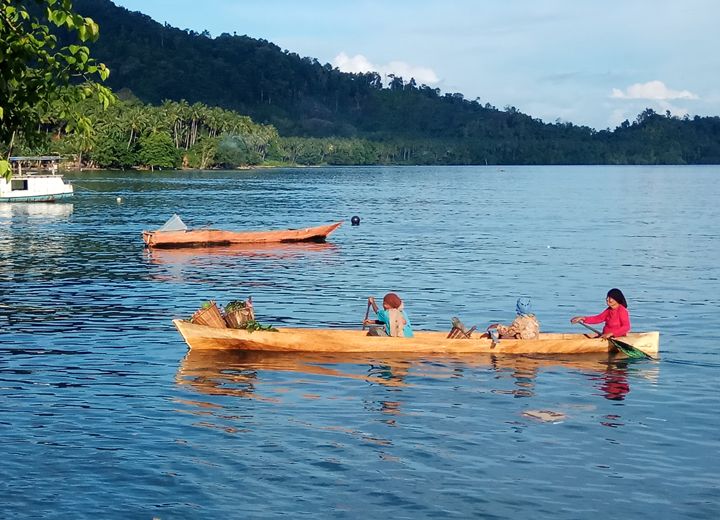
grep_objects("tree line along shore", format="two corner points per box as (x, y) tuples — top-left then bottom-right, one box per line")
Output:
(12, 95), (720, 171)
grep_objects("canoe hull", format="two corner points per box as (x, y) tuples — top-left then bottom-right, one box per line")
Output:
(143, 221), (342, 248)
(0, 192), (73, 202)
(173, 319), (660, 357)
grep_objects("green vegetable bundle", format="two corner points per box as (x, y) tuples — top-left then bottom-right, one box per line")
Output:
(225, 300), (248, 313)
(242, 320), (278, 333)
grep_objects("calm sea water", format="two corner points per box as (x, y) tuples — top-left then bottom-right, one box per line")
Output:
(0, 166), (718, 519)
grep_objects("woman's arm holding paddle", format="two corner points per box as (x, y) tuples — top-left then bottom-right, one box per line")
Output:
(571, 310), (606, 337)
(367, 296), (379, 313)
(363, 297), (381, 326)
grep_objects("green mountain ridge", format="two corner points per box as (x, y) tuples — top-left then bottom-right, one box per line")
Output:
(65, 0), (720, 164)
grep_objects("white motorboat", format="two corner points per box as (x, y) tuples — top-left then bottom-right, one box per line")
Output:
(1, 156), (74, 202)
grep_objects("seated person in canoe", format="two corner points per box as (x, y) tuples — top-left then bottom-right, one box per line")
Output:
(486, 297), (540, 340)
(570, 288), (630, 338)
(364, 293), (414, 338)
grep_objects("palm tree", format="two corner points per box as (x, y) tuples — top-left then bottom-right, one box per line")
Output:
(161, 100), (182, 148)
(123, 106), (148, 149)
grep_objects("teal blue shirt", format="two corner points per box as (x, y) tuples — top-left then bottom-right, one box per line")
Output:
(376, 309), (414, 337)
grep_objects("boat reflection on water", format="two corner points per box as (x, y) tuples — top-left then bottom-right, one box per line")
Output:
(590, 356), (661, 402)
(0, 202), (73, 220)
(146, 241), (340, 283)
(0, 203), (75, 261)
(146, 241), (339, 266)
(176, 348), (410, 400)
(176, 349), (659, 404)
(174, 348), (660, 430)
(488, 353), (659, 401)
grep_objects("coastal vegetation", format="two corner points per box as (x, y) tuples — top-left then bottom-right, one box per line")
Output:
(13, 95), (720, 170)
(3, 0), (720, 170)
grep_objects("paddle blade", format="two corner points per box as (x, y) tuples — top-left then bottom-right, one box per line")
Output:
(610, 338), (651, 359)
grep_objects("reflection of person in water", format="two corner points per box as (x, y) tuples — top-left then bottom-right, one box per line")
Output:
(596, 362), (630, 401)
(511, 366), (538, 398)
(366, 361), (410, 424)
(489, 356), (538, 398)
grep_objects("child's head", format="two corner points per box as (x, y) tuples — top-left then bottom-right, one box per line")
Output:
(383, 292), (403, 310)
(606, 288), (628, 308)
(516, 297), (532, 316)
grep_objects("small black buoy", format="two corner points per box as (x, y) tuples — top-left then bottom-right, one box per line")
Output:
(351, 215), (360, 226)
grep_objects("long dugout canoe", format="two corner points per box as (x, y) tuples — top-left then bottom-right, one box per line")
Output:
(143, 221), (342, 248)
(173, 319), (660, 357)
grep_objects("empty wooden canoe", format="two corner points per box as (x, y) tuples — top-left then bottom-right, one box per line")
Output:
(173, 319), (660, 357)
(143, 221), (342, 248)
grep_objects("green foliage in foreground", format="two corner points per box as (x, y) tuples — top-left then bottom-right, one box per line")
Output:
(0, 0), (112, 178)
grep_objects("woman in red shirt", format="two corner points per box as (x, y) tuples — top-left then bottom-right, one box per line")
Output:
(570, 288), (631, 338)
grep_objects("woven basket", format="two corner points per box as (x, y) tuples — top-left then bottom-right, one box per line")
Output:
(191, 301), (227, 328)
(224, 306), (255, 328)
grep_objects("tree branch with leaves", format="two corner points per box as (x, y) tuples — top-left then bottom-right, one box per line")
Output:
(0, 0), (114, 178)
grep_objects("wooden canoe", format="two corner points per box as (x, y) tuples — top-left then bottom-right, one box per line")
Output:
(173, 319), (660, 357)
(142, 221), (342, 248)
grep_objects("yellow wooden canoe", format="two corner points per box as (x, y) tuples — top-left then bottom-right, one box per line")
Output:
(143, 221), (342, 248)
(173, 319), (660, 357)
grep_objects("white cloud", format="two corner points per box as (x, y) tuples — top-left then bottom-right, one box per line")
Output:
(611, 80), (698, 100)
(332, 52), (440, 85)
(332, 52), (374, 74)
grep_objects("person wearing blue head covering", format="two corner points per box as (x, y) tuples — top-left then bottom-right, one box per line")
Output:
(516, 297), (532, 316)
(487, 297), (540, 340)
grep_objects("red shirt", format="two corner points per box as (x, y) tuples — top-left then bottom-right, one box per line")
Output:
(584, 306), (631, 337)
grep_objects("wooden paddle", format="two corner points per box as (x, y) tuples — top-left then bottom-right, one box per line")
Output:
(577, 322), (651, 359)
(361, 300), (371, 330)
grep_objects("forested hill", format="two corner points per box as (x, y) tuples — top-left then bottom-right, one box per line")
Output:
(73, 0), (531, 140)
(68, 0), (720, 164)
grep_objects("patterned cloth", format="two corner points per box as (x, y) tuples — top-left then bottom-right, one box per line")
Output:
(497, 314), (540, 340)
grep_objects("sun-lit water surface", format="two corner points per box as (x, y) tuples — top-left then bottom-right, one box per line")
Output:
(0, 166), (718, 519)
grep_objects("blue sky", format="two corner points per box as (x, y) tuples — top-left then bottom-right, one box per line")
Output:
(110, 0), (719, 130)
